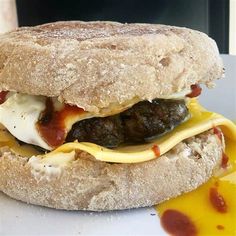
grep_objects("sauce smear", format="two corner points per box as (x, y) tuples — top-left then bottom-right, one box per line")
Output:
(217, 225), (225, 230)
(213, 127), (223, 142)
(209, 187), (227, 213)
(152, 144), (160, 157)
(221, 153), (229, 169)
(0, 91), (8, 104)
(160, 209), (197, 236)
(37, 98), (84, 147)
(186, 84), (202, 98)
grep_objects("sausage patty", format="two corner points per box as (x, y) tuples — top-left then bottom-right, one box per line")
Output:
(66, 99), (189, 148)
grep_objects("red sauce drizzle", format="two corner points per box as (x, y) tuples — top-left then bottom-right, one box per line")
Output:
(37, 98), (84, 147)
(213, 127), (222, 142)
(209, 187), (227, 213)
(186, 84), (202, 98)
(221, 153), (229, 169)
(161, 209), (197, 236)
(216, 225), (225, 230)
(152, 144), (160, 157)
(0, 91), (8, 104)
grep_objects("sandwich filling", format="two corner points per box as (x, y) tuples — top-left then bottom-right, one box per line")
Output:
(66, 99), (189, 148)
(0, 88), (236, 165)
(0, 91), (189, 150)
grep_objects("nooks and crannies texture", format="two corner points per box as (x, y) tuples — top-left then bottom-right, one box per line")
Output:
(0, 21), (223, 113)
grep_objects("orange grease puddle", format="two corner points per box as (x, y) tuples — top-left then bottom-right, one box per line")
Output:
(156, 137), (236, 235)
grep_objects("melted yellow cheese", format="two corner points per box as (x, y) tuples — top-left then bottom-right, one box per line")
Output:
(156, 137), (236, 235)
(41, 99), (236, 164)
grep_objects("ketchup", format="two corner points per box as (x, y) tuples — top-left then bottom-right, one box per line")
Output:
(209, 187), (227, 213)
(217, 225), (225, 230)
(221, 153), (229, 169)
(161, 209), (197, 236)
(37, 98), (84, 147)
(152, 144), (160, 157)
(213, 127), (228, 168)
(186, 84), (202, 98)
(213, 127), (223, 142)
(0, 91), (8, 104)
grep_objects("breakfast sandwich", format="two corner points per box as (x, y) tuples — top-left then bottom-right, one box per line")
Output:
(0, 21), (235, 211)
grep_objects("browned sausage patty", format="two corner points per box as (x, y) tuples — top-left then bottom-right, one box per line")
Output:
(66, 99), (189, 148)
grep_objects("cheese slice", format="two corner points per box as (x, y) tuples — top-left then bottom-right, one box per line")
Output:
(37, 99), (236, 164)
(0, 99), (236, 164)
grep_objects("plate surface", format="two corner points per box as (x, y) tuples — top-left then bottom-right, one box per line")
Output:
(0, 55), (235, 236)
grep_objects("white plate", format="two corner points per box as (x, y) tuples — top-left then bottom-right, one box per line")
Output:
(0, 55), (235, 236)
